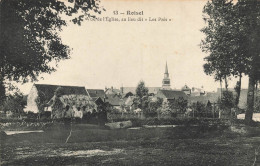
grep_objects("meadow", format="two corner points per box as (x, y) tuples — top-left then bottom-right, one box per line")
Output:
(1, 120), (260, 166)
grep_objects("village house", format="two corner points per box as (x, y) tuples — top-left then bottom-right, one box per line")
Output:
(92, 97), (105, 106)
(105, 94), (124, 110)
(25, 84), (90, 113)
(86, 89), (106, 101)
(190, 86), (206, 96)
(216, 88), (260, 109)
(123, 96), (135, 111)
(47, 94), (96, 119)
(189, 92), (219, 105)
(121, 62), (178, 97)
(189, 88), (260, 112)
(121, 87), (161, 96)
(156, 89), (188, 102)
(122, 92), (134, 99)
(105, 87), (121, 95)
(181, 84), (191, 96)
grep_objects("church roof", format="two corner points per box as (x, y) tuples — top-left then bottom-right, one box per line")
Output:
(158, 89), (188, 100)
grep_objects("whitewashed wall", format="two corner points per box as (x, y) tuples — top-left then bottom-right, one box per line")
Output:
(237, 113), (260, 122)
(24, 85), (39, 113)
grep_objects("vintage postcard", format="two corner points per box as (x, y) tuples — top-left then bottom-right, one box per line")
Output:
(1, 0), (260, 165)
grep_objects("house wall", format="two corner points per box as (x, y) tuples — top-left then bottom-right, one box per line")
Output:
(156, 91), (165, 99)
(25, 85), (39, 113)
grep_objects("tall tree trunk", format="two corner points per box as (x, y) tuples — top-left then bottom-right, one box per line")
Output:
(245, 74), (255, 125)
(235, 73), (242, 107)
(0, 74), (6, 105)
(255, 81), (258, 105)
(220, 79), (223, 98)
(224, 76), (228, 90)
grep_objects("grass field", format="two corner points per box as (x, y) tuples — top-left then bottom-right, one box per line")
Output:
(1, 123), (260, 166)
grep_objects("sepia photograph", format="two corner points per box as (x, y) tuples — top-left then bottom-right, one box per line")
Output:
(0, 0), (260, 165)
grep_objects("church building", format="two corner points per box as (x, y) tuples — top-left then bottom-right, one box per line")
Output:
(162, 62), (171, 90)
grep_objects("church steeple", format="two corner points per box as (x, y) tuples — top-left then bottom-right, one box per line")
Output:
(164, 61), (169, 79)
(165, 61), (168, 74)
(162, 61), (171, 90)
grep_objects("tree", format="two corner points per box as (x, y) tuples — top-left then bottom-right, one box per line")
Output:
(161, 100), (171, 115)
(136, 80), (149, 99)
(149, 97), (163, 117)
(201, 0), (249, 106)
(2, 92), (26, 117)
(141, 96), (153, 116)
(176, 97), (188, 113)
(135, 80), (148, 108)
(201, 0), (260, 124)
(191, 102), (206, 118)
(236, 0), (260, 125)
(201, 0), (236, 90)
(0, 0), (103, 104)
(132, 97), (141, 110)
(218, 91), (235, 111)
(206, 100), (212, 117)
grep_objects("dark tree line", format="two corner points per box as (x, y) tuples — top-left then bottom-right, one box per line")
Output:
(201, 0), (260, 124)
(0, 0), (103, 104)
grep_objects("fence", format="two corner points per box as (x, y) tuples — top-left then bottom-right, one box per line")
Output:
(107, 112), (144, 121)
(107, 109), (230, 121)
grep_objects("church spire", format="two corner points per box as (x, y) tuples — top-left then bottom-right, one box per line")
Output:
(165, 61), (169, 74)
(162, 61), (171, 90)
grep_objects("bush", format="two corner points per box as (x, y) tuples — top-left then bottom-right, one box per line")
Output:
(107, 117), (231, 127)
(1, 92), (26, 116)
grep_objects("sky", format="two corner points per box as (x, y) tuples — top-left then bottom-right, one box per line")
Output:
(18, 0), (249, 94)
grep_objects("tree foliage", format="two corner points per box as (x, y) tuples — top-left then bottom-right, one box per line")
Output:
(135, 80), (149, 110)
(169, 97), (188, 113)
(191, 102), (207, 117)
(218, 90), (235, 111)
(1, 92), (26, 116)
(149, 97), (163, 114)
(201, 0), (260, 124)
(160, 100), (171, 115)
(135, 81), (149, 99)
(0, 0), (103, 104)
(201, 0), (236, 87)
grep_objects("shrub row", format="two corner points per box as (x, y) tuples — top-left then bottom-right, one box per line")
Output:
(108, 117), (233, 127)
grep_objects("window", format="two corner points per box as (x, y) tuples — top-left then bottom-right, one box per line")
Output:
(164, 80), (170, 84)
(65, 105), (70, 111)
